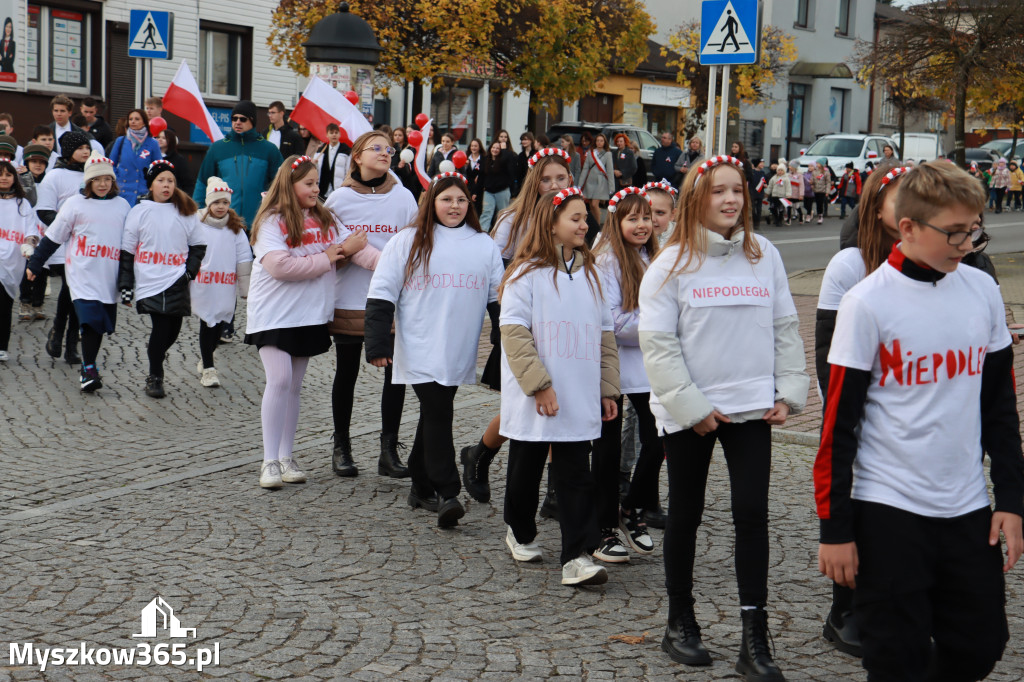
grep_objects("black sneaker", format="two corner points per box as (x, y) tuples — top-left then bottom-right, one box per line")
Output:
(144, 375), (165, 399)
(593, 529), (630, 563)
(80, 366), (102, 393)
(619, 507), (655, 555)
(45, 326), (61, 358)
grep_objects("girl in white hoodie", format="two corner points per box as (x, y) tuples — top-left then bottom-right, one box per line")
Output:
(639, 155), (808, 679)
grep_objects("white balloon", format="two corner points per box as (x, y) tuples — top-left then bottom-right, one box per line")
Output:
(400, 148), (415, 163)
(439, 160), (456, 173)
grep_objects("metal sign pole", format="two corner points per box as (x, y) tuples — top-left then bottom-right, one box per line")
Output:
(704, 65), (717, 158)
(718, 65), (730, 155)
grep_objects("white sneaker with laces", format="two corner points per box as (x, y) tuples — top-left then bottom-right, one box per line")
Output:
(561, 554), (608, 586)
(0, 350), (8, 361)
(593, 529), (630, 563)
(196, 359), (204, 375)
(200, 367), (221, 387)
(260, 461), (283, 489)
(279, 458), (307, 484)
(505, 526), (543, 562)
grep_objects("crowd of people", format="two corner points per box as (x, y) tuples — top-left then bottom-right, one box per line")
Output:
(1, 94), (1022, 682)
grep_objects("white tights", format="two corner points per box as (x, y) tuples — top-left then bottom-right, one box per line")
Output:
(258, 346), (310, 463)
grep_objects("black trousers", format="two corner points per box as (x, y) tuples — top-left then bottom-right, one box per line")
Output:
(592, 393), (662, 527)
(663, 420), (771, 611)
(332, 335), (405, 438)
(751, 196), (763, 225)
(199, 320), (220, 369)
(815, 192), (828, 217)
(19, 269), (45, 306)
(408, 382), (459, 499)
(504, 439), (599, 566)
(48, 265), (79, 346)
(0, 288), (12, 350)
(148, 313), (183, 378)
(854, 502), (1008, 682)
(80, 325), (102, 367)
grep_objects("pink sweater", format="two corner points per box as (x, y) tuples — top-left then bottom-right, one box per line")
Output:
(262, 233), (381, 281)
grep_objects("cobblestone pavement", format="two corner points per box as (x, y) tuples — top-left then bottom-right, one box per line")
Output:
(2, 262), (1023, 680)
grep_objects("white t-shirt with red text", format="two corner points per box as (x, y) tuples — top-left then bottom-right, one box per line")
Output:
(828, 258), (1010, 518)
(367, 223), (504, 386)
(35, 167), (82, 267)
(46, 193), (131, 303)
(190, 223), (253, 325)
(325, 185), (418, 310)
(121, 201), (206, 302)
(246, 212), (341, 333)
(0, 197), (40, 299)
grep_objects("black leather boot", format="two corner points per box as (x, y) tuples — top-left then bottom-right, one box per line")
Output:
(332, 434), (358, 477)
(822, 607), (863, 658)
(662, 607), (712, 666)
(461, 440), (499, 503)
(643, 505), (667, 529)
(378, 433), (410, 478)
(437, 497), (465, 528)
(736, 608), (785, 682)
(45, 326), (61, 358)
(408, 484), (439, 512)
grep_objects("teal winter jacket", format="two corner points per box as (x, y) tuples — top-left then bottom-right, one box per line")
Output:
(192, 129), (284, 228)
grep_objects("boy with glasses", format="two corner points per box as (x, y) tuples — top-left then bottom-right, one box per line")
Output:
(815, 160), (1024, 681)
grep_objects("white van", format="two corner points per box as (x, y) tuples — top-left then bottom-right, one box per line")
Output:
(797, 134), (900, 176)
(898, 133), (945, 162)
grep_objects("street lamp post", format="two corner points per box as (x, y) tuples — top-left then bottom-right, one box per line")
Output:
(302, 2), (383, 118)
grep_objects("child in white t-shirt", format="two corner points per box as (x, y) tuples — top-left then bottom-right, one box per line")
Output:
(190, 177), (253, 388)
(639, 155), (807, 677)
(815, 161), (1023, 681)
(0, 154), (39, 362)
(27, 152), (130, 391)
(499, 186), (620, 587)
(365, 172), (504, 528)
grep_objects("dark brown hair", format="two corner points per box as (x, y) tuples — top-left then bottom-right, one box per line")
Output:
(251, 155), (334, 247)
(405, 175), (481, 280)
(595, 193), (658, 311)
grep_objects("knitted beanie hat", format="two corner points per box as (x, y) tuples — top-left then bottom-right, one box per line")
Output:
(145, 159), (176, 187)
(22, 144), (50, 163)
(0, 134), (16, 161)
(205, 176), (233, 205)
(83, 151), (115, 183)
(231, 100), (257, 123)
(59, 131), (91, 160)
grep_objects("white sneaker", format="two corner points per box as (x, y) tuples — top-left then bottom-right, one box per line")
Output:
(561, 554), (608, 586)
(260, 461), (283, 489)
(0, 350), (7, 362)
(196, 359), (204, 375)
(279, 458), (307, 484)
(505, 526), (543, 562)
(200, 367), (220, 387)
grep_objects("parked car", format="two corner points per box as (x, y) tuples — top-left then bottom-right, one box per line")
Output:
(980, 138), (1024, 161)
(797, 133), (901, 176)
(898, 133), (945, 162)
(545, 121), (662, 180)
(945, 148), (1000, 172)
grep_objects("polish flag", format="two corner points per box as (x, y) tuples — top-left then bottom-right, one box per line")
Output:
(755, 176), (766, 192)
(162, 61), (224, 143)
(290, 77), (372, 147)
(779, 197), (793, 207)
(414, 117), (433, 189)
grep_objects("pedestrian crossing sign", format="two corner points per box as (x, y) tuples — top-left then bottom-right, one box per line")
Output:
(128, 10), (173, 60)
(700, 0), (758, 66)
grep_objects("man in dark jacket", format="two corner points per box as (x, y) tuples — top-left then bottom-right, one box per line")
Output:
(266, 101), (304, 160)
(78, 97), (113, 148)
(651, 131), (682, 183)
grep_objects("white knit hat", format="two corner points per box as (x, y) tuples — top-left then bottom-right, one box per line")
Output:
(205, 176), (233, 205)
(82, 150), (115, 183)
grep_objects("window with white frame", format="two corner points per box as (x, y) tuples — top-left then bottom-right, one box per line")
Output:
(880, 89), (897, 126)
(927, 110), (942, 131)
(27, 4), (90, 89)
(198, 27), (241, 99)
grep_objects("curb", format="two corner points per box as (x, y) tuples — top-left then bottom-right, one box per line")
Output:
(772, 428), (818, 447)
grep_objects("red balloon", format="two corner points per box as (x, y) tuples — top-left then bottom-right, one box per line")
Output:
(415, 112), (429, 129)
(148, 116), (168, 136)
(408, 130), (423, 147)
(451, 150), (468, 169)
(344, 91), (359, 105)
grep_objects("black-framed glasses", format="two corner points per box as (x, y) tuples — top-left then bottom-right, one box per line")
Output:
(914, 218), (982, 246)
(365, 144), (396, 156)
(231, 116), (248, 123)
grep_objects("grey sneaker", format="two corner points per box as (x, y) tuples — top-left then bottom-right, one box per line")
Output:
(259, 461), (284, 489)
(505, 526), (542, 562)
(18, 302), (31, 321)
(200, 367), (220, 387)
(278, 458), (307, 484)
(561, 554), (608, 586)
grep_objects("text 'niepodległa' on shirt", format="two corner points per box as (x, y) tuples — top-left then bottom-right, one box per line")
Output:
(879, 339), (987, 387)
(75, 236), (119, 260)
(403, 272), (489, 292)
(534, 321), (603, 363)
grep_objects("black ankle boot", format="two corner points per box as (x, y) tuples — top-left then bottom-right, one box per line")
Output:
(736, 608), (785, 681)
(45, 326), (61, 358)
(64, 341), (80, 366)
(823, 607), (862, 658)
(461, 440), (499, 503)
(378, 433), (410, 478)
(332, 434), (358, 477)
(662, 608), (712, 666)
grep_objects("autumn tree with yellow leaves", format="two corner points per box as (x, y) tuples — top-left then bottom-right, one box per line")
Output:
(661, 21), (797, 139)
(268, 0), (654, 112)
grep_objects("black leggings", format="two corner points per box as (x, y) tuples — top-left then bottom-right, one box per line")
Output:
(815, 192), (828, 217)
(148, 313), (183, 378)
(505, 439), (599, 566)
(332, 335), (405, 438)
(663, 420), (772, 614)
(592, 393), (662, 528)
(48, 265), (79, 346)
(199, 320), (220, 369)
(80, 325), (103, 367)
(408, 382), (459, 499)
(0, 288), (12, 351)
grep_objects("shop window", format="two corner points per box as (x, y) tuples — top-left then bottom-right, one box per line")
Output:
(199, 26), (241, 99)
(27, 4), (91, 90)
(430, 85), (477, 144)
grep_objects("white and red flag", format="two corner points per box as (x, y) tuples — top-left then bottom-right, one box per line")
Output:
(290, 76), (372, 146)
(413, 117), (433, 189)
(163, 61), (224, 142)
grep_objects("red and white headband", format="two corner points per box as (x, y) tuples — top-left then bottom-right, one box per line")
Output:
(643, 181), (678, 196)
(528, 147), (572, 168)
(0, 154), (12, 163)
(552, 187), (583, 207)
(291, 155), (312, 169)
(607, 186), (650, 213)
(693, 155), (744, 187)
(433, 171), (468, 185)
(207, 184), (233, 195)
(878, 166), (912, 194)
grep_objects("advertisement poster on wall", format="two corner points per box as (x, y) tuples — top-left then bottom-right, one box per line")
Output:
(0, 0), (27, 90)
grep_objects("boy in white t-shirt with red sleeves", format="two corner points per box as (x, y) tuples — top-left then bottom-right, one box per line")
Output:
(815, 160), (1024, 681)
